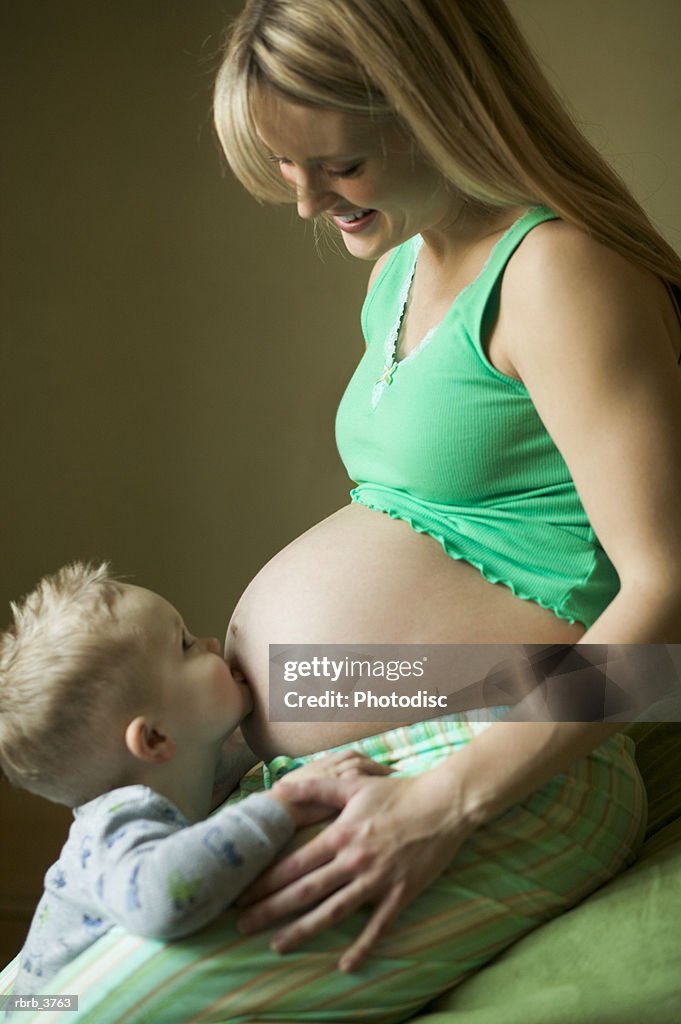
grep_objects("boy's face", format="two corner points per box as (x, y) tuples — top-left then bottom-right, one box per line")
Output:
(115, 585), (252, 746)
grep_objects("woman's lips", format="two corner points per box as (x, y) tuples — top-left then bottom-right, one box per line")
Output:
(331, 208), (377, 233)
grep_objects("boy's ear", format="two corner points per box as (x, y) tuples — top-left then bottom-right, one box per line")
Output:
(125, 716), (176, 764)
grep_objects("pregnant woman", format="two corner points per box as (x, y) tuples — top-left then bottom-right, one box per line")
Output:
(217, 0), (681, 975)
(215, 0), (681, 987)
(6, 2), (679, 1022)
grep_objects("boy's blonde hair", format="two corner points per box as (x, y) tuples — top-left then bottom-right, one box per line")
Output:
(214, 0), (681, 288)
(0, 563), (143, 807)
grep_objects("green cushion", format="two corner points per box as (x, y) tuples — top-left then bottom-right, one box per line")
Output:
(413, 726), (681, 1023)
(417, 817), (681, 1024)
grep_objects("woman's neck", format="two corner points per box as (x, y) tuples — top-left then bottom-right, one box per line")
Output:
(419, 203), (529, 270)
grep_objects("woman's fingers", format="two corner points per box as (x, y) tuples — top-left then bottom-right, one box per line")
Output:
(237, 827), (337, 906)
(238, 773), (460, 967)
(338, 884), (407, 972)
(238, 851), (355, 934)
(238, 777), (369, 910)
(237, 772), (471, 968)
(269, 874), (380, 956)
(250, 867), (409, 970)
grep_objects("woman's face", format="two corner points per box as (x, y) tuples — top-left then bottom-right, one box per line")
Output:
(254, 90), (461, 260)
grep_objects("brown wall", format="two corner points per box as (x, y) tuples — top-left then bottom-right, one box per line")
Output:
(1, 1), (680, 966)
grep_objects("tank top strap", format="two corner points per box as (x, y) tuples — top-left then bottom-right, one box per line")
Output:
(469, 205), (560, 309)
(457, 205), (560, 364)
(363, 207), (559, 355)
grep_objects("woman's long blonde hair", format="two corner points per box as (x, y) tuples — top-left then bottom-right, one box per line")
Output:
(214, 0), (681, 287)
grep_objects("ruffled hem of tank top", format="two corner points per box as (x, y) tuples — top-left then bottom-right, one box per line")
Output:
(353, 496), (584, 627)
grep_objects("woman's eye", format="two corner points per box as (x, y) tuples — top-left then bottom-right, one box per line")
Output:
(327, 163), (363, 179)
(267, 155), (363, 179)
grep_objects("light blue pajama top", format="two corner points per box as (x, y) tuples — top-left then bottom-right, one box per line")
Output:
(12, 785), (293, 1000)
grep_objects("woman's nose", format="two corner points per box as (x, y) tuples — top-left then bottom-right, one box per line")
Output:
(295, 170), (335, 219)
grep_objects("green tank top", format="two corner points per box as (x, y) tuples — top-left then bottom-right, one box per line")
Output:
(334, 206), (619, 627)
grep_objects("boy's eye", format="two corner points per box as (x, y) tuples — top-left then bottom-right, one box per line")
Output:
(182, 631), (194, 652)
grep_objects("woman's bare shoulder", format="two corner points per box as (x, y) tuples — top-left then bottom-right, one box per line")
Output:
(507, 218), (670, 313)
(501, 217), (680, 365)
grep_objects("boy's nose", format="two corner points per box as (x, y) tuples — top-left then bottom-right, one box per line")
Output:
(203, 636), (221, 655)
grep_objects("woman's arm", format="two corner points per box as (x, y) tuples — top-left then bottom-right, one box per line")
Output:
(238, 224), (681, 969)
(456, 220), (681, 824)
(502, 219), (681, 650)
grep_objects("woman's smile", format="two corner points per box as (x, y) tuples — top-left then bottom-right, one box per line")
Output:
(331, 208), (378, 233)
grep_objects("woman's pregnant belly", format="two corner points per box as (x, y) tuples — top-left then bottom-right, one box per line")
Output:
(224, 503), (584, 759)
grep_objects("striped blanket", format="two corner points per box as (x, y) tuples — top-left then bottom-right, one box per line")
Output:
(0, 718), (646, 1023)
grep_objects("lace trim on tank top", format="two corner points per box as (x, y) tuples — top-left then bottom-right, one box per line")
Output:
(370, 211), (541, 410)
(371, 237), (441, 408)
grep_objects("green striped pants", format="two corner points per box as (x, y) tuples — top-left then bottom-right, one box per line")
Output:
(1, 718), (646, 1024)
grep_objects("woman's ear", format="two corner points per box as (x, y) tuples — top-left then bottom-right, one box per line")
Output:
(125, 716), (176, 764)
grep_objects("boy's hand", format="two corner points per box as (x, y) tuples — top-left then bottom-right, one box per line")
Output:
(289, 749), (394, 783)
(270, 751), (394, 828)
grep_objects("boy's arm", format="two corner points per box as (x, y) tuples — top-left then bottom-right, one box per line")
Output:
(90, 788), (295, 940)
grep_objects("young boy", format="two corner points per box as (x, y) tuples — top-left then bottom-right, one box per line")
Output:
(0, 562), (385, 999)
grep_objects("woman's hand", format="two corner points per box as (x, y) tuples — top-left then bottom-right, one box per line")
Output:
(237, 769), (473, 972)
